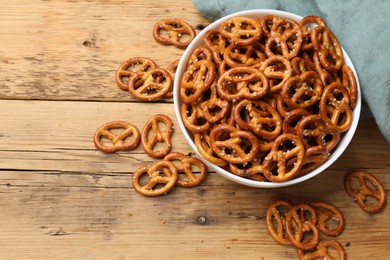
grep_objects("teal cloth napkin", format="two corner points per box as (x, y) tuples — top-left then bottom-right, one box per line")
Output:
(192, 0), (390, 142)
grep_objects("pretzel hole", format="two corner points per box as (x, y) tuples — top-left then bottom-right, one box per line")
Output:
(268, 39), (283, 55)
(364, 195), (380, 208)
(323, 216), (341, 232)
(138, 172), (153, 187)
(150, 141), (166, 153)
(336, 113), (348, 126)
(178, 33), (192, 44)
(206, 106), (222, 117)
(278, 140), (296, 152)
(157, 29), (171, 40)
(325, 245), (342, 259)
(99, 135), (113, 147)
(179, 163), (202, 181)
(348, 177), (361, 193)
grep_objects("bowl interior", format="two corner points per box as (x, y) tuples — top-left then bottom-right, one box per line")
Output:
(173, 9), (361, 188)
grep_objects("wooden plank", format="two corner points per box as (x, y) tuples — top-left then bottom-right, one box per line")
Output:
(1, 100), (389, 174)
(0, 0), (210, 102)
(0, 169), (389, 259)
(0, 99), (193, 173)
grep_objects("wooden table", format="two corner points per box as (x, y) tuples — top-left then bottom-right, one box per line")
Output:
(1, 1), (389, 259)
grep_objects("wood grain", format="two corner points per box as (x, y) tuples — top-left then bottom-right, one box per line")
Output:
(0, 1), (389, 259)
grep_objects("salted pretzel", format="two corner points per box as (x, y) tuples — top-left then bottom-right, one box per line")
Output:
(187, 45), (214, 69)
(274, 93), (293, 118)
(312, 51), (339, 87)
(228, 159), (265, 179)
(164, 59), (180, 98)
(291, 56), (315, 76)
(262, 133), (305, 182)
(194, 133), (227, 167)
(128, 68), (172, 101)
(199, 82), (231, 123)
(223, 43), (266, 68)
(181, 102), (211, 133)
(115, 57), (157, 91)
(299, 15), (327, 52)
(259, 55), (293, 93)
(180, 59), (216, 104)
(341, 64), (358, 109)
(344, 171), (386, 214)
(265, 18), (303, 59)
(296, 148), (329, 176)
(217, 67), (269, 101)
(311, 26), (343, 72)
(153, 18), (195, 49)
(233, 99), (282, 140)
(296, 114), (340, 153)
(266, 199), (294, 246)
(297, 240), (346, 260)
(132, 160), (178, 197)
(164, 152), (208, 188)
(141, 114), (174, 158)
(209, 123), (259, 164)
(260, 15), (282, 37)
(219, 16), (262, 46)
(285, 203), (320, 251)
(282, 109), (311, 135)
(281, 71), (324, 109)
(310, 201), (345, 237)
(94, 121), (141, 153)
(204, 29), (228, 65)
(319, 83), (353, 132)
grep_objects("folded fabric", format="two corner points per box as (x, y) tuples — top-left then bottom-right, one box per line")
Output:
(192, 0), (390, 142)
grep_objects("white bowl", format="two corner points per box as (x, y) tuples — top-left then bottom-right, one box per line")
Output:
(173, 9), (361, 188)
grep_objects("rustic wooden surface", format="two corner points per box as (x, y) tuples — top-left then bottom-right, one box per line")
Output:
(0, 1), (389, 259)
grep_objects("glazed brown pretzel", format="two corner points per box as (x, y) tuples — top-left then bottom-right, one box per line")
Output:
(344, 171), (386, 214)
(265, 18), (303, 59)
(233, 99), (282, 141)
(164, 59), (180, 98)
(194, 133), (227, 167)
(217, 67), (269, 101)
(259, 55), (293, 93)
(223, 43), (266, 68)
(311, 26), (343, 72)
(297, 240), (346, 260)
(204, 29), (228, 65)
(299, 15), (327, 52)
(141, 114), (174, 158)
(209, 123), (259, 164)
(310, 201), (345, 237)
(132, 160), (178, 197)
(164, 152), (208, 188)
(297, 114), (340, 154)
(153, 18), (195, 49)
(181, 102), (211, 133)
(199, 82), (231, 123)
(228, 157), (265, 179)
(180, 59), (216, 104)
(262, 133), (305, 182)
(219, 16), (262, 46)
(319, 83), (353, 133)
(115, 57), (157, 91)
(285, 203), (320, 251)
(281, 71), (323, 109)
(94, 121), (140, 153)
(128, 68), (172, 101)
(266, 199), (294, 246)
